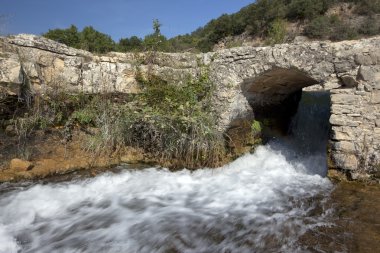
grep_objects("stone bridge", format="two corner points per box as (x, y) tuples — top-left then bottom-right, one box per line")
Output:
(1, 34), (380, 179)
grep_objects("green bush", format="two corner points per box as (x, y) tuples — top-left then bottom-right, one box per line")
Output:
(266, 18), (287, 45)
(73, 71), (225, 168)
(71, 108), (97, 126)
(287, 0), (332, 20)
(44, 25), (115, 54)
(305, 15), (358, 41)
(354, 0), (380, 15)
(251, 120), (263, 136)
(358, 16), (380, 36)
(122, 71), (224, 168)
(304, 15), (337, 39)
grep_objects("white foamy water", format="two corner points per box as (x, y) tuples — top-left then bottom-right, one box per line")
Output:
(0, 91), (333, 253)
(0, 146), (332, 253)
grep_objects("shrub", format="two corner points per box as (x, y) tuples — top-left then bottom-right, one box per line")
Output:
(251, 120), (263, 136)
(305, 15), (357, 41)
(122, 71), (225, 168)
(287, 0), (332, 20)
(354, 0), (380, 15)
(358, 16), (380, 36)
(304, 15), (336, 39)
(266, 18), (287, 45)
(71, 108), (97, 126)
(76, 71), (225, 168)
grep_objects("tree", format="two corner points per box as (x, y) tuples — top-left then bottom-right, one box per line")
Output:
(143, 19), (167, 51)
(43, 25), (80, 48)
(80, 26), (115, 53)
(287, 0), (332, 20)
(153, 19), (161, 35)
(118, 36), (143, 52)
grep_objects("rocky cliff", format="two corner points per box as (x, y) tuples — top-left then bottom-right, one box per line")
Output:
(1, 34), (379, 181)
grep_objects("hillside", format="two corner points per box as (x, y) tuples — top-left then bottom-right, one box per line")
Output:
(43, 0), (380, 53)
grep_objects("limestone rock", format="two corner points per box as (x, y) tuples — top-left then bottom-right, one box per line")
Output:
(330, 115), (346, 126)
(332, 141), (356, 153)
(331, 94), (359, 105)
(371, 91), (380, 104)
(333, 153), (358, 171)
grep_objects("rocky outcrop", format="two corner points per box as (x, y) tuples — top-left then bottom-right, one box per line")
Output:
(1, 34), (380, 180)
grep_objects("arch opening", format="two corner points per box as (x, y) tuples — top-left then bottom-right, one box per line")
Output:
(241, 67), (322, 138)
(237, 67), (332, 176)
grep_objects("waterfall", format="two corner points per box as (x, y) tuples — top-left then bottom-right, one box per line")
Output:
(0, 91), (333, 253)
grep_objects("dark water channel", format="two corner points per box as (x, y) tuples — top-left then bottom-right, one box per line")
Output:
(0, 91), (378, 253)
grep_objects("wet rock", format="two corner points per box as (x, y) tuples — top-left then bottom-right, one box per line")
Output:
(10, 159), (34, 171)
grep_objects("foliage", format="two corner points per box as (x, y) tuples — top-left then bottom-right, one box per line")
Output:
(354, 0), (380, 15)
(43, 0), (380, 53)
(43, 25), (115, 53)
(44, 25), (80, 48)
(287, 0), (333, 19)
(125, 74), (225, 168)
(80, 26), (115, 53)
(266, 18), (287, 45)
(71, 107), (97, 126)
(251, 120), (263, 136)
(304, 15), (339, 39)
(118, 36), (143, 52)
(359, 16), (380, 36)
(305, 15), (358, 41)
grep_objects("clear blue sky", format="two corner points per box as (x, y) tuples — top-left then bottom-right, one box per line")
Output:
(0, 0), (254, 40)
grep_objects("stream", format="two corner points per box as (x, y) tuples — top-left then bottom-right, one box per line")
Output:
(0, 91), (379, 253)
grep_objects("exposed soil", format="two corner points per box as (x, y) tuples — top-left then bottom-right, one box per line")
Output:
(0, 127), (153, 183)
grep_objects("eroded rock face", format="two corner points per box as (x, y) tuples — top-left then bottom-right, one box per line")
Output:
(1, 34), (380, 180)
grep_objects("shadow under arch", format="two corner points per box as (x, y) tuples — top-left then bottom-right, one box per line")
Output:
(240, 67), (320, 137)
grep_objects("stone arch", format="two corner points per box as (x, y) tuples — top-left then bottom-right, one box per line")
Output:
(241, 67), (319, 108)
(238, 67), (323, 137)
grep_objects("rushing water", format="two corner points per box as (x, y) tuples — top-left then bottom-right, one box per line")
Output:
(0, 91), (335, 253)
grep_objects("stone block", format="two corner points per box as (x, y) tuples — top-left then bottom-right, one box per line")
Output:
(355, 54), (374, 65)
(335, 61), (353, 73)
(333, 153), (358, 171)
(332, 141), (356, 153)
(331, 93), (359, 105)
(330, 114), (346, 126)
(371, 91), (380, 104)
(332, 130), (353, 141)
(358, 66), (380, 82)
